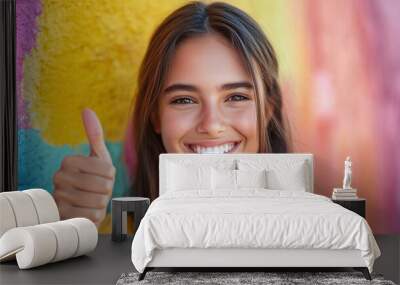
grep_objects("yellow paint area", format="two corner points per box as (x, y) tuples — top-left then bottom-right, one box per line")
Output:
(24, 0), (186, 145)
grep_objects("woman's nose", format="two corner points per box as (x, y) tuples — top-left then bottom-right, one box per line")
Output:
(196, 104), (226, 136)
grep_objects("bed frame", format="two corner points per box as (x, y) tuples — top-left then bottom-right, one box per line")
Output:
(139, 154), (371, 280)
(141, 248), (370, 280)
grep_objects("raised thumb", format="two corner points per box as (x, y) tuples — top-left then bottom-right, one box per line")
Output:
(81, 108), (112, 163)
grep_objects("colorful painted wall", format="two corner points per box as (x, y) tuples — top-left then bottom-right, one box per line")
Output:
(17, 0), (399, 234)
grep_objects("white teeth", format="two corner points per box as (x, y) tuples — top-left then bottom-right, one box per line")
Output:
(190, 143), (235, 154)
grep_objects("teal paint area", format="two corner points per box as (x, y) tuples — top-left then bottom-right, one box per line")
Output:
(18, 129), (133, 212)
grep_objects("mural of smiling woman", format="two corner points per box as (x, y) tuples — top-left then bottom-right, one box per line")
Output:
(17, 0), (400, 234)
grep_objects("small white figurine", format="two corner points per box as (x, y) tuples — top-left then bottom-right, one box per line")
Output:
(342, 156), (352, 189)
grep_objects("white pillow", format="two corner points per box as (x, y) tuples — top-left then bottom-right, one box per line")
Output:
(266, 161), (307, 191)
(212, 168), (237, 190)
(236, 169), (268, 188)
(167, 162), (212, 191)
(211, 168), (268, 190)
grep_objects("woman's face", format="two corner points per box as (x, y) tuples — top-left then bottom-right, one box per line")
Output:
(154, 33), (259, 154)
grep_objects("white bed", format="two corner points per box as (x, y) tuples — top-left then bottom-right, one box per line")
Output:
(131, 154), (380, 280)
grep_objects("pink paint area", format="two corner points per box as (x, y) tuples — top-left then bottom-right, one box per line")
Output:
(297, 0), (400, 233)
(16, 0), (42, 129)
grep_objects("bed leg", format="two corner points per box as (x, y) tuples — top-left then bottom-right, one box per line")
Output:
(354, 267), (371, 280)
(362, 267), (372, 280)
(138, 268), (148, 281)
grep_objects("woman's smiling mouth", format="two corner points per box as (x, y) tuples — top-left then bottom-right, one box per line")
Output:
(185, 141), (241, 154)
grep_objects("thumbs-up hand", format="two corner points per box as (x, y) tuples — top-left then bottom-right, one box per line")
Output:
(53, 108), (116, 228)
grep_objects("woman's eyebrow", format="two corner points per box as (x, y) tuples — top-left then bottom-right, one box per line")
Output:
(163, 84), (198, 94)
(220, 81), (253, 90)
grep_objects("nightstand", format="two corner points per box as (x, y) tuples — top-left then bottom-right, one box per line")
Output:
(332, 198), (366, 218)
(111, 197), (150, 242)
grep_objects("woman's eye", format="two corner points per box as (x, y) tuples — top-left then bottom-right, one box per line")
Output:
(170, 97), (196, 104)
(226, 94), (249, 102)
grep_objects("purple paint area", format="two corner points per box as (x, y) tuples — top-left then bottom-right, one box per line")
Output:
(16, 0), (42, 129)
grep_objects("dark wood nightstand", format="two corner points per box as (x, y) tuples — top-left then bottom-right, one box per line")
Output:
(332, 198), (366, 218)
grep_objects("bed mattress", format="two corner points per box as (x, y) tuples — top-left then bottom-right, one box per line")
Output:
(131, 189), (380, 273)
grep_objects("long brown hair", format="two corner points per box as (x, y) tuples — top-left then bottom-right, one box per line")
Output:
(132, 1), (291, 200)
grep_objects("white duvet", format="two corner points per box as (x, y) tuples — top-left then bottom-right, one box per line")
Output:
(131, 189), (380, 273)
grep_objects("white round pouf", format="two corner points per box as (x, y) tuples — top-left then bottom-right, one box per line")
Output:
(0, 226), (57, 269)
(23, 189), (60, 224)
(65, 218), (98, 257)
(0, 192), (39, 227)
(42, 220), (79, 262)
(0, 196), (17, 238)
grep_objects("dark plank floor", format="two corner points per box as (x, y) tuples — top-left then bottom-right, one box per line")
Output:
(0, 234), (398, 284)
